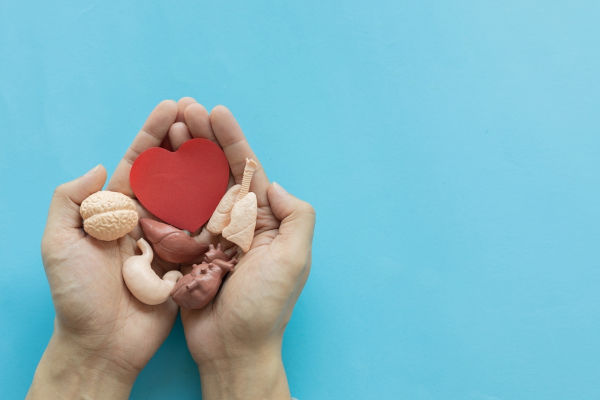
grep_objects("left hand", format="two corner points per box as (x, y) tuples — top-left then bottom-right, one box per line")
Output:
(166, 99), (315, 400)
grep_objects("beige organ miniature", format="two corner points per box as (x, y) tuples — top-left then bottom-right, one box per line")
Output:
(80, 190), (138, 241)
(207, 158), (258, 252)
(122, 238), (183, 305)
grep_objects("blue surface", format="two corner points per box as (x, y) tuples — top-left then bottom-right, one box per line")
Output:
(1, 1), (599, 399)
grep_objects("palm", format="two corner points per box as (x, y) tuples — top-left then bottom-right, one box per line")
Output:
(41, 100), (182, 372)
(43, 229), (176, 371)
(174, 102), (311, 364)
(182, 211), (298, 362)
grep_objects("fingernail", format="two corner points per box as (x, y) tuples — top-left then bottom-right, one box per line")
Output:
(84, 164), (101, 177)
(272, 182), (288, 195)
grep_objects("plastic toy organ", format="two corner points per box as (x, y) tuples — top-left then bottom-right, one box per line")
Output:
(207, 158), (258, 252)
(78, 139), (258, 310)
(171, 243), (238, 309)
(80, 191), (138, 241)
(122, 238), (183, 305)
(140, 218), (208, 264)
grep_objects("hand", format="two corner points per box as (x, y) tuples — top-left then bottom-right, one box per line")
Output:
(173, 99), (316, 400)
(27, 100), (181, 400)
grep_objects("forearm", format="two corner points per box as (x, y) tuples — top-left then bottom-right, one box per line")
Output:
(27, 332), (136, 400)
(198, 345), (291, 400)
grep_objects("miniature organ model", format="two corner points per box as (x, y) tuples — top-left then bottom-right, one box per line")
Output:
(80, 191), (138, 241)
(122, 238), (183, 305)
(78, 156), (260, 308)
(140, 218), (208, 264)
(137, 158), (260, 308)
(170, 243), (238, 309)
(207, 158), (258, 252)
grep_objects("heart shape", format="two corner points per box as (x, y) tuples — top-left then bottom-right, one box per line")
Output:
(130, 138), (230, 232)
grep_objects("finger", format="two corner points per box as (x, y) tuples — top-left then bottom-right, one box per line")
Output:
(160, 135), (173, 151)
(46, 165), (107, 232)
(185, 103), (217, 142)
(168, 122), (192, 150)
(209, 105), (270, 205)
(107, 100), (178, 196)
(177, 97), (196, 122)
(267, 182), (315, 269)
(193, 226), (216, 245)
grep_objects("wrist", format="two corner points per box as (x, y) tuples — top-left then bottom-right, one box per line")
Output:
(27, 331), (137, 400)
(198, 342), (291, 400)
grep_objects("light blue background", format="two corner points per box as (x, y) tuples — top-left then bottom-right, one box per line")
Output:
(1, 1), (599, 399)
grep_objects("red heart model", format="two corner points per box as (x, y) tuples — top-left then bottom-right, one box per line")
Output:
(130, 138), (230, 232)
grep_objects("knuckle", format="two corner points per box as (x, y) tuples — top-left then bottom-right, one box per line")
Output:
(53, 185), (64, 197)
(288, 247), (312, 268)
(53, 183), (69, 199)
(287, 257), (305, 271)
(273, 247), (310, 272)
(40, 235), (50, 257)
(289, 254), (312, 277)
(40, 234), (59, 264)
(298, 201), (316, 219)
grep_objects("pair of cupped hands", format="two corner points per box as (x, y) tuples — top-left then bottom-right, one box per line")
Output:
(27, 98), (315, 400)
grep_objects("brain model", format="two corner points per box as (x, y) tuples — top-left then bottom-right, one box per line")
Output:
(80, 191), (138, 241)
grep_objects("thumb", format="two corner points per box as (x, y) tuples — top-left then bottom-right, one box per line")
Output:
(267, 182), (316, 263)
(46, 164), (108, 231)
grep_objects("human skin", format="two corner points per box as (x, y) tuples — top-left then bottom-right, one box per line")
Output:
(27, 100), (184, 399)
(172, 99), (316, 400)
(27, 97), (315, 399)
